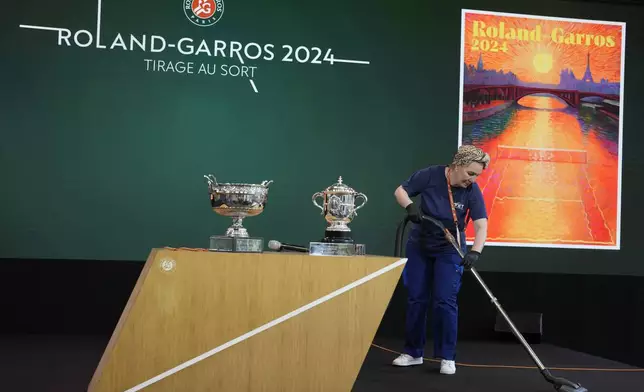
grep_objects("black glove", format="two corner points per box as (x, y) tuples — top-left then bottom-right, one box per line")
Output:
(461, 250), (480, 270)
(405, 203), (422, 224)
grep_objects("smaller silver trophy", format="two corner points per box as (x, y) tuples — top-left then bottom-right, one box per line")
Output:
(204, 174), (273, 253)
(310, 176), (368, 256)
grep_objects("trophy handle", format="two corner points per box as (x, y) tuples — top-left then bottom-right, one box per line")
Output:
(312, 192), (325, 214)
(204, 174), (218, 186)
(261, 180), (274, 187)
(354, 192), (368, 214)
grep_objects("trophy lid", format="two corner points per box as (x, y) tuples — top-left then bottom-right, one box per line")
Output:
(323, 176), (357, 194)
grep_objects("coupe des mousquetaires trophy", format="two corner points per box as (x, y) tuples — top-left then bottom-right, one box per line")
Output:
(310, 176), (368, 256)
(204, 174), (273, 253)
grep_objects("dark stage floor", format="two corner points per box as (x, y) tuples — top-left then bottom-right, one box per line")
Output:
(1, 334), (642, 391)
(358, 337), (644, 392)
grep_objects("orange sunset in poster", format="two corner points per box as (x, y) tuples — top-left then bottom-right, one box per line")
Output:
(458, 10), (625, 249)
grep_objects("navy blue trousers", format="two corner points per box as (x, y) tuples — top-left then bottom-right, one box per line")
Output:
(402, 239), (464, 360)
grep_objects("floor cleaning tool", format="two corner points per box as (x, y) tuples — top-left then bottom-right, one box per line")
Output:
(394, 214), (588, 392)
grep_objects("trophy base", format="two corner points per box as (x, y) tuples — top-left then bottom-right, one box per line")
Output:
(309, 242), (366, 257)
(322, 230), (354, 244)
(209, 235), (264, 253)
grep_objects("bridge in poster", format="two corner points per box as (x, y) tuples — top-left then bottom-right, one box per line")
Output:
(463, 84), (619, 107)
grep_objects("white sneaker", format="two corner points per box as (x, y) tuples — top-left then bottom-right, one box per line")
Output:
(392, 353), (423, 366)
(440, 360), (456, 375)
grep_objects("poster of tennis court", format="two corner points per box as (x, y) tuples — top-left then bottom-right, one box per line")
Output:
(459, 9), (625, 249)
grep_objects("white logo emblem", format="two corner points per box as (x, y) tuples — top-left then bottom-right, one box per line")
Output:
(160, 258), (176, 272)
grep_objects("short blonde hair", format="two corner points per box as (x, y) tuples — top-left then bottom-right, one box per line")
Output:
(451, 145), (490, 169)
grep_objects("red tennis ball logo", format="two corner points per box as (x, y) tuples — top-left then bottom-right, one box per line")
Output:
(191, 0), (215, 19)
(184, 0), (224, 26)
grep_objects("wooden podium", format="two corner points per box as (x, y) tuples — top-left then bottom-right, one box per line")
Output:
(88, 248), (406, 392)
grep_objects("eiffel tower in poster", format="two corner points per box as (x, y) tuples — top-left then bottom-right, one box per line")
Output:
(581, 52), (594, 83)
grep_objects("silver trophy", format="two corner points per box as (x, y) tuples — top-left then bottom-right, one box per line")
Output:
(204, 174), (273, 253)
(310, 176), (368, 256)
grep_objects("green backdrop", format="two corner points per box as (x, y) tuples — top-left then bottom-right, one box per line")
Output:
(1, 0), (643, 276)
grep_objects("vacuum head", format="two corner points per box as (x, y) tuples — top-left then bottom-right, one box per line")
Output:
(543, 369), (588, 392)
(557, 386), (588, 392)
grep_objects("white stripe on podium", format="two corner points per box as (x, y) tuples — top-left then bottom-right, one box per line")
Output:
(124, 257), (408, 392)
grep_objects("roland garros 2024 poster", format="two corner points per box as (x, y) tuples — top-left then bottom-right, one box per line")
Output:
(459, 9), (625, 250)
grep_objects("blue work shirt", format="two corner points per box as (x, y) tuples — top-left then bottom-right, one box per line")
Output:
(401, 165), (487, 253)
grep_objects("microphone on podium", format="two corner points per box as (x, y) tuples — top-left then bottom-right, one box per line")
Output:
(268, 240), (309, 253)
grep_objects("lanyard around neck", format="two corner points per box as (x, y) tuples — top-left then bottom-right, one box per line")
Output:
(446, 168), (461, 248)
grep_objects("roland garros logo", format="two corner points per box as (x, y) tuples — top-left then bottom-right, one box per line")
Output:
(184, 0), (224, 27)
